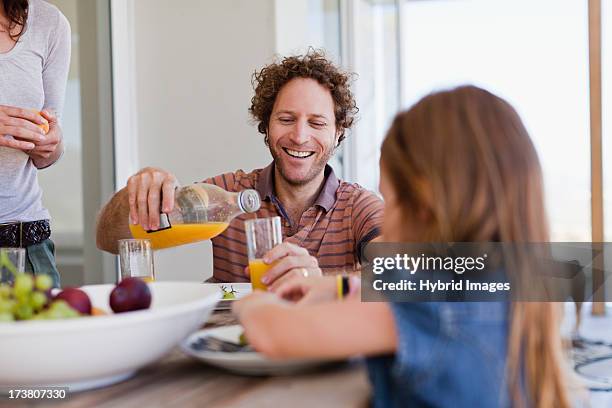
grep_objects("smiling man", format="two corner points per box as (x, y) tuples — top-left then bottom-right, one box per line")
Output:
(96, 50), (383, 285)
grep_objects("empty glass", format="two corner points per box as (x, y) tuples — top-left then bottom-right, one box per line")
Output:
(0, 248), (26, 285)
(118, 239), (155, 282)
(244, 217), (282, 290)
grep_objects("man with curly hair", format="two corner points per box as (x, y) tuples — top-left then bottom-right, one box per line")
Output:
(96, 50), (383, 285)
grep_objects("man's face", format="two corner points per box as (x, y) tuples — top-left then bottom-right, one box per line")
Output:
(267, 78), (339, 186)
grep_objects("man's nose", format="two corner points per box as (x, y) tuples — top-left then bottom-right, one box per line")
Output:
(289, 119), (309, 145)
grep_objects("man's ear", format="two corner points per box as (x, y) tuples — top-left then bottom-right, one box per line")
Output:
(335, 130), (342, 148)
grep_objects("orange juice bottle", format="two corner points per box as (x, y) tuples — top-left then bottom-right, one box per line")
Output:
(130, 183), (260, 250)
(129, 222), (229, 249)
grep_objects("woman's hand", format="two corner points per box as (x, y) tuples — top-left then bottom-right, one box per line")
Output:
(243, 242), (323, 287)
(270, 275), (338, 305)
(27, 110), (64, 168)
(0, 105), (48, 151)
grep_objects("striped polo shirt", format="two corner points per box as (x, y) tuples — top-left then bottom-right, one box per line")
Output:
(203, 163), (384, 282)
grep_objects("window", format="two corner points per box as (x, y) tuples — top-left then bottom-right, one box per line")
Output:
(275, 0), (345, 173)
(401, 0), (591, 241)
(346, 0), (593, 241)
(604, 0), (612, 242)
(39, 0), (84, 283)
(342, 0), (399, 190)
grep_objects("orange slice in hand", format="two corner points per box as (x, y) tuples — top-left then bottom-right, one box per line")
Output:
(30, 110), (49, 134)
(37, 112), (49, 134)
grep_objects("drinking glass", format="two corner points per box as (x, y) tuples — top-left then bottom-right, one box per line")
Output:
(0, 248), (26, 285)
(244, 217), (282, 290)
(118, 239), (155, 282)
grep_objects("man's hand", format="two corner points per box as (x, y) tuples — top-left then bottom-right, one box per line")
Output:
(243, 242), (323, 288)
(127, 167), (179, 230)
(0, 105), (48, 151)
(27, 110), (64, 168)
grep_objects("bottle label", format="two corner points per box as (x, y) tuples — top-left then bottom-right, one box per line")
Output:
(146, 213), (172, 233)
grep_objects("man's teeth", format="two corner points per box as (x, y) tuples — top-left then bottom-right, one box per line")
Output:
(285, 148), (314, 158)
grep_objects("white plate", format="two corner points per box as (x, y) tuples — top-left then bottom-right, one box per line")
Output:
(0, 282), (220, 393)
(181, 325), (335, 376)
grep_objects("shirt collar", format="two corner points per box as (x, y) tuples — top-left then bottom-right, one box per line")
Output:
(256, 162), (339, 212)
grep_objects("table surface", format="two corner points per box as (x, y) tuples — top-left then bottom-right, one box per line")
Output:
(3, 311), (371, 408)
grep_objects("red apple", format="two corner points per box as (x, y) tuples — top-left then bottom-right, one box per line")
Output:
(110, 277), (151, 313)
(54, 288), (92, 315)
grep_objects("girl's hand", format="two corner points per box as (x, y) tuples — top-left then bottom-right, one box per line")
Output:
(270, 275), (338, 305)
(232, 291), (286, 320)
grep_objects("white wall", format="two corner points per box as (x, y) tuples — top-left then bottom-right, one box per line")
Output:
(130, 0), (276, 281)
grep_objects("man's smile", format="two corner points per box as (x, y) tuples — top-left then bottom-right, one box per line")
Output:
(282, 147), (315, 159)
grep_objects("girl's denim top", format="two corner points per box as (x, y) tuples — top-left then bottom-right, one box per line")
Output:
(367, 301), (510, 407)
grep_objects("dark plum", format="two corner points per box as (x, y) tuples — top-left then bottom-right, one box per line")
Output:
(54, 288), (92, 315)
(110, 278), (151, 313)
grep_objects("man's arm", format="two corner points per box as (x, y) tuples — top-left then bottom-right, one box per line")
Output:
(352, 189), (384, 262)
(97, 167), (179, 254)
(96, 187), (132, 254)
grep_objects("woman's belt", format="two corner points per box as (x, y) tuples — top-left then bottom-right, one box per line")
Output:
(0, 220), (51, 247)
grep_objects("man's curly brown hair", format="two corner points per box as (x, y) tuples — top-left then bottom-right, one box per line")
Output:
(249, 49), (358, 146)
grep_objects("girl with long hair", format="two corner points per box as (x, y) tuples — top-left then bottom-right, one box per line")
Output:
(233, 85), (573, 407)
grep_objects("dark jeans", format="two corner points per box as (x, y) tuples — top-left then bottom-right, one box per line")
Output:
(24, 239), (61, 288)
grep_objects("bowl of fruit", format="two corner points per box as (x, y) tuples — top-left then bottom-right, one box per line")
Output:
(0, 275), (220, 392)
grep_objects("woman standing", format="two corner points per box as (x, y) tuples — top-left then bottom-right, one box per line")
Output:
(0, 0), (70, 287)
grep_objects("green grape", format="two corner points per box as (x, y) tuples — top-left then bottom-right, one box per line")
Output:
(0, 298), (16, 314)
(14, 291), (29, 305)
(222, 291), (236, 300)
(48, 300), (80, 318)
(30, 291), (48, 311)
(13, 274), (34, 298)
(35, 274), (53, 291)
(49, 299), (68, 310)
(0, 280), (86, 322)
(0, 312), (14, 322)
(0, 285), (11, 299)
(13, 303), (33, 320)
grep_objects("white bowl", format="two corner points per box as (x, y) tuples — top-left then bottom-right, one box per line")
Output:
(0, 282), (220, 392)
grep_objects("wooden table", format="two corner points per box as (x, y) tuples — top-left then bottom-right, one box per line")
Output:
(3, 311), (370, 408)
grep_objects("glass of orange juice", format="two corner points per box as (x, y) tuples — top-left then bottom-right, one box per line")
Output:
(118, 239), (155, 283)
(244, 217), (282, 291)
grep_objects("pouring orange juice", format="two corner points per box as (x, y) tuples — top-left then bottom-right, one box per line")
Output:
(245, 217), (283, 291)
(129, 223), (229, 249)
(129, 183), (260, 250)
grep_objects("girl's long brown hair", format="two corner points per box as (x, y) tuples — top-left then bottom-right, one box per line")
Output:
(381, 85), (570, 408)
(0, 0), (28, 41)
